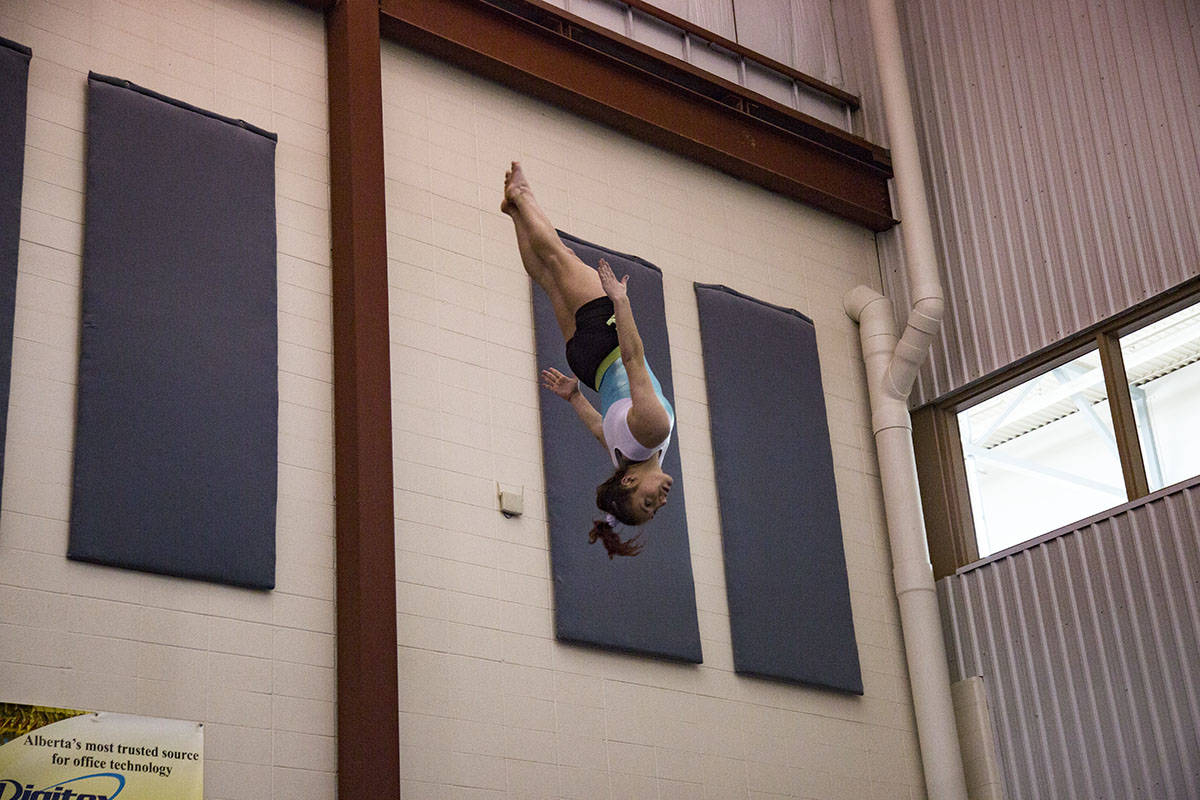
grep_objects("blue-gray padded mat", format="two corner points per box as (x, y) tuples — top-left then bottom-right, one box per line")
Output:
(695, 283), (861, 693)
(532, 232), (701, 662)
(0, 38), (31, 512)
(69, 74), (278, 589)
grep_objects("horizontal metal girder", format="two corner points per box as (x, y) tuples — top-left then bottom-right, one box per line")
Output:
(378, 0), (897, 231)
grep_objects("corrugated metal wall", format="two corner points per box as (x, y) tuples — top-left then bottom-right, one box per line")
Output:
(556, 0), (852, 125)
(938, 476), (1200, 800)
(831, 0), (887, 145)
(885, 0), (1200, 406)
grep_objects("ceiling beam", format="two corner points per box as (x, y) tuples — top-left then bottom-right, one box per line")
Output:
(379, 0), (896, 231)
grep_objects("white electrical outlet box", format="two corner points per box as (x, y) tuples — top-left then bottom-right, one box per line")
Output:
(498, 488), (524, 517)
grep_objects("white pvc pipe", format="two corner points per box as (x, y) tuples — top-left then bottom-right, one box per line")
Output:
(848, 289), (968, 800)
(842, 1), (970, 798)
(866, 0), (944, 400)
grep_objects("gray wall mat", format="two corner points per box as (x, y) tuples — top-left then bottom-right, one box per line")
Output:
(695, 283), (861, 693)
(69, 74), (278, 589)
(0, 38), (31, 513)
(532, 231), (702, 663)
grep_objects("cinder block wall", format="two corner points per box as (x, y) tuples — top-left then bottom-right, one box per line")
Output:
(383, 43), (923, 800)
(0, 1), (336, 798)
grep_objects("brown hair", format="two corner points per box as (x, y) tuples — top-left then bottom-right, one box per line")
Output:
(590, 462), (646, 558)
(595, 465), (640, 525)
(588, 520), (645, 559)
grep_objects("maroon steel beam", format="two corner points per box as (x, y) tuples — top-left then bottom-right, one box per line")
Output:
(379, 0), (895, 230)
(326, 1), (401, 797)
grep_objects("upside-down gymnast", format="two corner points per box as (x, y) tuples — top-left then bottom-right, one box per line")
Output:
(502, 162), (674, 558)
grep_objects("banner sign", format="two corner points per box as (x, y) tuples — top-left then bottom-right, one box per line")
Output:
(0, 704), (202, 800)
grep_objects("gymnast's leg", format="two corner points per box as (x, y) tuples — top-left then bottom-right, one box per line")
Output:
(502, 162), (603, 340)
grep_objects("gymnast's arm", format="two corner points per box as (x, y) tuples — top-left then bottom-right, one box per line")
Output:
(540, 367), (605, 446)
(597, 260), (671, 447)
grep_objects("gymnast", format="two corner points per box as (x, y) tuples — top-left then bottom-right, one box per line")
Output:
(502, 162), (674, 558)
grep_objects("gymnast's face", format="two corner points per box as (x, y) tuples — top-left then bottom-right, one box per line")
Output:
(624, 471), (673, 523)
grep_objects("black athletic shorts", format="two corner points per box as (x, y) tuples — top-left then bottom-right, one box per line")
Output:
(565, 296), (619, 391)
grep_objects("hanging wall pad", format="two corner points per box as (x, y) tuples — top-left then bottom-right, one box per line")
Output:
(532, 232), (702, 663)
(69, 74), (278, 589)
(695, 283), (861, 693)
(0, 37), (31, 512)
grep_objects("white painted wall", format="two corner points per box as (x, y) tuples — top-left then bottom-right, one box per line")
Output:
(382, 42), (924, 800)
(0, 1), (336, 798)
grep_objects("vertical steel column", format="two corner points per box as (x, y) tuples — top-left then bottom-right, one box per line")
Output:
(326, 0), (401, 796)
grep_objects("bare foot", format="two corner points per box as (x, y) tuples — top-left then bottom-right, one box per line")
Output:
(501, 161), (531, 216)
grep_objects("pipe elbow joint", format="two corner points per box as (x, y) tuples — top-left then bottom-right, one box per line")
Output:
(844, 285), (887, 322)
(910, 294), (945, 334)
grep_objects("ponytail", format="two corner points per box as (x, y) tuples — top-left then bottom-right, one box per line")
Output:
(591, 463), (645, 557)
(588, 518), (645, 558)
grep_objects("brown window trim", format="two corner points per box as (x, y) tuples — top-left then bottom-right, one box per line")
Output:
(916, 275), (1200, 580)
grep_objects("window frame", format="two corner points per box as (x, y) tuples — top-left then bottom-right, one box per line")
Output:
(915, 277), (1200, 579)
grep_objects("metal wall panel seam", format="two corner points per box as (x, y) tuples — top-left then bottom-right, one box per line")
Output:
(1135, 0), (1193, 285)
(1065, 0), (1114, 325)
(976, 565), (1034, 797)
(1142, 504), (1198, 797)
(1160, 497), (1200, 728)
(1086, 0), (1145, 315)
(1004, 556), (1059, 799)
(966, 574), (1020, 795)
(1059, 533), (1123, 800)
(1040, 538), (1104, 799)
(1152, 510), (1200, 796)
(993, 0), (1063, 348)
(1083, 0), (1143, 306)
(1153, 0), (1200, 282)
(1020, 0), (1092, 342)
(1021, 552), (1082, 799)
(937, 0), (1000, 387)
(980, 0), (1052, 358)
(1146, 501), (1200, 746)
(1112, 0), (1177, 297)
(1012, 0), (1077, 343)
(1123, 509), (1183, 795)
(909, 0), (980, 390)
(1054, 3), (1120, 322)
(914, 0), (984, 391)
(960, 0), (1027, 362)
(810, 0), (843, 88)
(1161, 0), (1200, 260)
(1166, 493), (1200, 795)
(1089, 526), (1157, 796)
(1117, 510), (1181, 796)
(955, 0), (1023, 370)
(1091, 0), (1164, 306)
(1163, 494), (1200, 731)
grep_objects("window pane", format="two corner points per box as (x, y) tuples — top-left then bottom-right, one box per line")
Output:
(958, 349), (1127, 558)
(1119, 301), (1200, 492)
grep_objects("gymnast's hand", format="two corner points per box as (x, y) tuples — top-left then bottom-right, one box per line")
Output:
(540, 367), (580, 400)
(597, 258), (628, 304)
